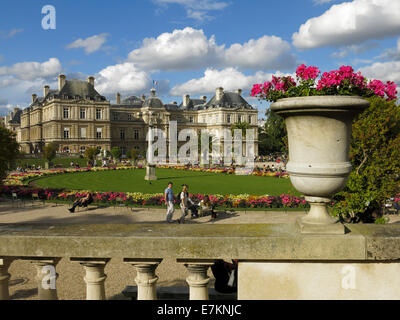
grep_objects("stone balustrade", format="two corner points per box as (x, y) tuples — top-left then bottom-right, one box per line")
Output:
(1, 223), (400, 300)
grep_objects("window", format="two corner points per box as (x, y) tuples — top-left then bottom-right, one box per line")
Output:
(238, 115), (242, 123)
(80, 127), (87, 139)
(128, 114), (132, 121)
(120, 129), (125, 140)
(96, 108), (102, 120)
(248, 115), (252, 124)
(63, 127), (70, 139)
(96, 128), (102, 139)
(62, 146), (70, 153)
(134, 146), (140, 150)
(134, 129), (139, 140)
(79, 146), (86, 153)
(113, 112), (118, 121)
(80, 108), (86, 119)
(63, 108), (69, 119)
(189, 116), (194, 123)
(227, 114), (231, 124)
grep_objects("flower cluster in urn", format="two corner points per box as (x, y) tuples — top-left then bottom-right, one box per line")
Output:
(251, 65), (398, 102)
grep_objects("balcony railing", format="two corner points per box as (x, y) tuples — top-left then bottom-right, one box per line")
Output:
(1, 223), (400, 300)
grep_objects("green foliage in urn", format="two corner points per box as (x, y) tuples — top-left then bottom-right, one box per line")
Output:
(333, 96), (400, 223)
(0, 127), (20, 184)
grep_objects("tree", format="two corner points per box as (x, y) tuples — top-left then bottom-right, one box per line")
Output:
(333, 96), (400, 223)
(43, 142), (58, 164)
(0, 127), (20, 184)
(231, 121), (252, 136)
(84, 147), (99, 162)
(110, 146), (122, 160)
(259, 108), (287, 155)
(129, 149), (139, 165)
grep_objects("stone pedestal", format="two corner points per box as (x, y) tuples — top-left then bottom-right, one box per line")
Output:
(179, 260), (214, 300)
(238, 261), (400, 300)
(0, 257), (14, 300)
(30, 258), (61, 300)
(144, 164), (157, 181)
(71, 258), (110, 300)
(124, 258), (162, 300)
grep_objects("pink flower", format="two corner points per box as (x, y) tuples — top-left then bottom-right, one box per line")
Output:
(296, 64), (320, 80)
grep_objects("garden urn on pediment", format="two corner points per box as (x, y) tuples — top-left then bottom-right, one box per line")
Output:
(270, 96), (370, 234)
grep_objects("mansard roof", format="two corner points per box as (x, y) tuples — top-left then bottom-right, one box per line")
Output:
(205, 91), (253, 109)
(56, 80), (106, 101)
(179, 98), (206, 110)
(8, 109), (22, 124)
(142, 88), (164, 109)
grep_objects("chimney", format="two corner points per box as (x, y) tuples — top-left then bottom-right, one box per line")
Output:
(58, 74), (66, 91)
(116, 92), (121, 104)
(87, 76), (95, 87)
(183, 94), (190, 107)
(44, 85), (50, 97)
(202, 96), (207, 102)
(237, 89), (242, 96)
(216, 87), (224, 101)
(32, 94), (37, 103)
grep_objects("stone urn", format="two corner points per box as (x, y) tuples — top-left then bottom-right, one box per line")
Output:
(270, 96), (369, 233)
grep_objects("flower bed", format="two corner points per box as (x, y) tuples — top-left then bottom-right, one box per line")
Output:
(0, 185), (308, 210)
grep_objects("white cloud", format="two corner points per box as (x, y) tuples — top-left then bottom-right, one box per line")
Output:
(95, 62), (152, 95)
(0, 28), (23, 39)
(224, 35), (297, 70)
(128, 27), (297, 71)
(359, 61), (400, 84)
(66, 33), (109, 54)
(128, 28), (224, 70)
(170, 67), (291, 96)
(0, 58), (62, 81)
(293, 0), (400, 50)
(378, 38), (400, 61)
(153, 0), (230, 22)
(331, 42), (380, 59)
(313, 0), (336, 4)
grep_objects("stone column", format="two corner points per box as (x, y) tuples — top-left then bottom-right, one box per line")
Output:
(30, 258), (61, 300)
(124, 258), (162, 300)
(0, 257), (15, 300)
(178, 260), (214, 300)
(70, 258), (110, 300)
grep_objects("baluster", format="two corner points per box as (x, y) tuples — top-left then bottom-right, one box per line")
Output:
(0, 257), (15, 300)
(70, 258), (110, 300)
(124, 258), (162, 300)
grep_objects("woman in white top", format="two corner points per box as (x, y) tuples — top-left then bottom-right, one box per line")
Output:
(178, 184), (189, 224)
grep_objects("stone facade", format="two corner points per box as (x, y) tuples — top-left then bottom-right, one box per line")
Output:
(15, 74), (258, 157)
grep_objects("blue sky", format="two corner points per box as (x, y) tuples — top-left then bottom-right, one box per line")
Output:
(1, 0), (400, 118)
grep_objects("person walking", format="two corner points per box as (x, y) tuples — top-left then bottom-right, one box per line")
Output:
(178, 184), (191, 224)
(164, 182), (175, 223)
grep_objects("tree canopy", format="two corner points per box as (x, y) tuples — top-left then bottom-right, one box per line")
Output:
(0, 127), (20, 183)
(258, 108), (287, 155)
(43, 142), (58, 163)
(333, 96), (400, 223)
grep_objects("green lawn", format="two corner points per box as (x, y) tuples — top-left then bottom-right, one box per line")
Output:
(32, 168), (298, 196)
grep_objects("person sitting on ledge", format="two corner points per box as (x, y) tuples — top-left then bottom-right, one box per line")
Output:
(68, 193), (93, 213)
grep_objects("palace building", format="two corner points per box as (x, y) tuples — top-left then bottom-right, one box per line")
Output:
(10, 74), (258, 156)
